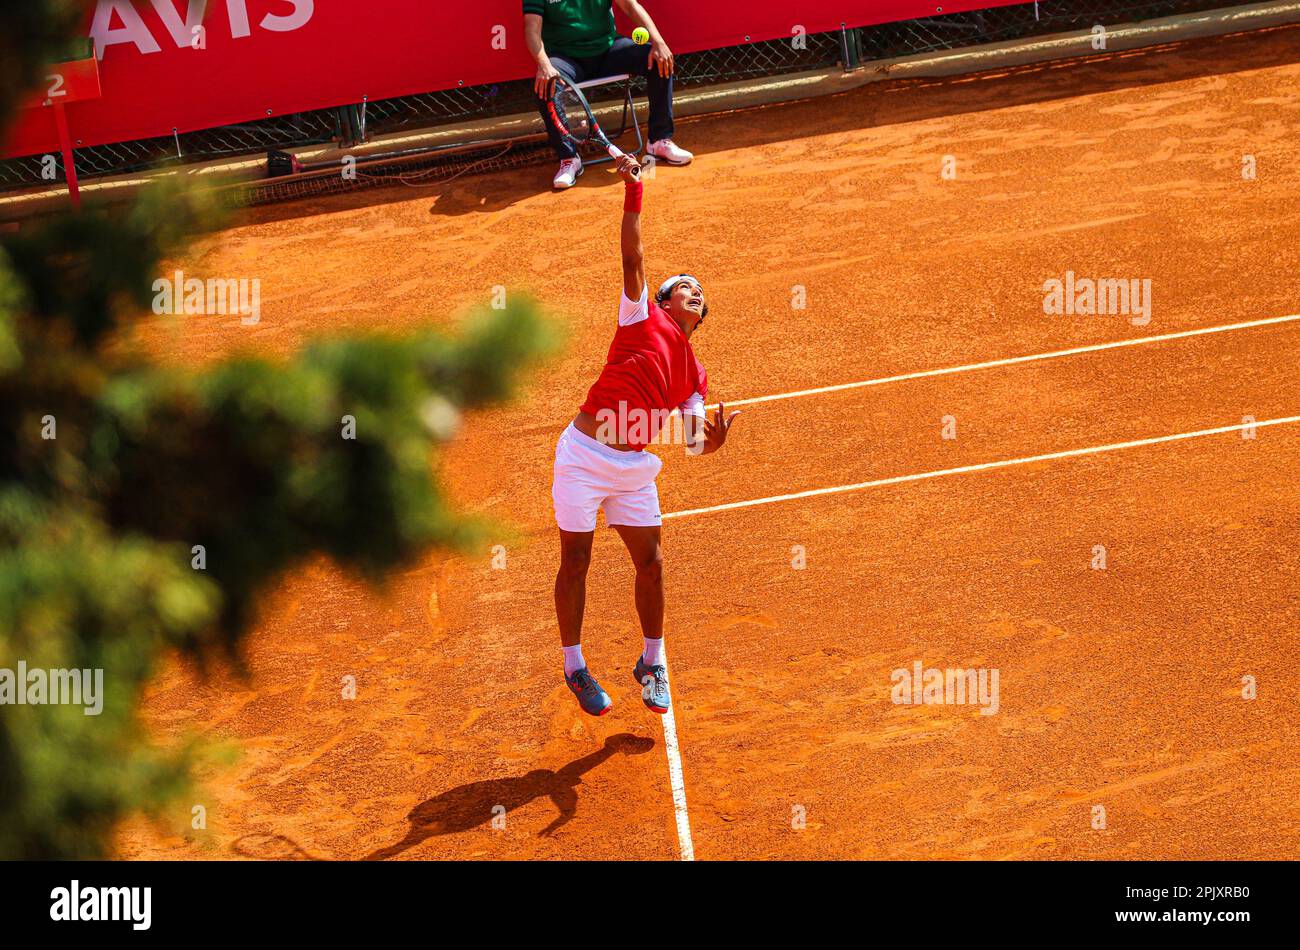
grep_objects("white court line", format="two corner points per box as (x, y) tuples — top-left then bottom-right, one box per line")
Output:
(709, 314), (1300, 410)
(664, 415), (1300, 520)
(657, 648), (694, 861)
(658, 318), (1300, 857)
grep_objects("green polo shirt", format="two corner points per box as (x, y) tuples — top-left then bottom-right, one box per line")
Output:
(523, 0), (617, 59)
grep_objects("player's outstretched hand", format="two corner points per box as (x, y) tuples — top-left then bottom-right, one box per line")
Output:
(700, 403), (740, 454)
(616, 153), (641, 183)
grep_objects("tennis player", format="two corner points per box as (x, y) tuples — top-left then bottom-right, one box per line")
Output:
(552, 155), (739, 716)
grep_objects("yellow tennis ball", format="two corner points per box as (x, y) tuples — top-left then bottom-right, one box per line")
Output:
(632, 27), (650, 45)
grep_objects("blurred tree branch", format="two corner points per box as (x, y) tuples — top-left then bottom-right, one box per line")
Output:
(0, 2), (558, 858)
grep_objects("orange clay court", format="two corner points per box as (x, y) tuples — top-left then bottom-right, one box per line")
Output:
(117, 25), (1299, 861)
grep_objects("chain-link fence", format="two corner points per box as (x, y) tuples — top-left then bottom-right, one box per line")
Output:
(0, 109), (342, 188)
(359, 28), (846, 138)
(0, 0), (1267, 193)
(855, 0), (1245, 59)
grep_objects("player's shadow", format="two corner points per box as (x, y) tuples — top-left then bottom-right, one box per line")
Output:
(361, 731), (655, 860)
(424, 142), (637, 217)
(232, 832), (323, 860)
(241, 134), (640, 225)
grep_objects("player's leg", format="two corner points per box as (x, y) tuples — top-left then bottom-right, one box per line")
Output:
(554, 528), (611, 715)
(613, 524), (671, 714)
(599, 36), (691, 166)
(538, 54), (586, 188)
(611, 524), (663, 646)
(606, 475), (672, 714)
(555, 528), (594, 650)
(552, 429), (613, 715)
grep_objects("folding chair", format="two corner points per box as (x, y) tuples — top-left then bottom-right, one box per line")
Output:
(573, 73), (644, 167)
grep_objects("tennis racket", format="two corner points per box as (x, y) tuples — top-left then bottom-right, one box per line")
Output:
(546, 75), (639, 176)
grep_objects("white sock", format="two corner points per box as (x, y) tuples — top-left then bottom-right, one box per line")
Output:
(642, 636), (664, 667)
(562, 644), (585, 677)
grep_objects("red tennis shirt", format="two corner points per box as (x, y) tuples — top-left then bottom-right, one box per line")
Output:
(579, 286), (708, 450)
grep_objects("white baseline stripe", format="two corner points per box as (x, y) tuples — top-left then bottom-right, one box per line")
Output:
(657, 649), (694, 861)
(664, 415), (1300, 520)
(657, 320), (1300, 845)
(710, 314), (1300, 410)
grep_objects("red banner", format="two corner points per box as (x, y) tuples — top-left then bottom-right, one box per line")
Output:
(2, 1), (1025, 160)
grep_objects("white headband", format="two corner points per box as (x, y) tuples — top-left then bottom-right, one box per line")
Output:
(656, 274), (702, 302)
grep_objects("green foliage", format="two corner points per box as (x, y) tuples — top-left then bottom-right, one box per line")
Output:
(0, 7), (558, 858)
(0, 504), (212, 858)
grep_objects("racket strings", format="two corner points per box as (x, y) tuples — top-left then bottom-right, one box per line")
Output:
(553, 87), (593, 142)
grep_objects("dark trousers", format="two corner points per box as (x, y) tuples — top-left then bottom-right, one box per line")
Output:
(539, 36), (675, 160)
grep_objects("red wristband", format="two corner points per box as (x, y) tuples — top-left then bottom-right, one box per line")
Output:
(624, 180), (643, 213)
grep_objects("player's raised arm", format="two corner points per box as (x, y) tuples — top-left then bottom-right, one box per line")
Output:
(617, 154), (645, 302)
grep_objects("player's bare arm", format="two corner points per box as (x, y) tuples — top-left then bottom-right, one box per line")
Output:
(617, 154), (645, 301)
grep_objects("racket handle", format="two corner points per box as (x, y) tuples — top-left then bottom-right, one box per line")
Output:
(607, 144), (641, 178)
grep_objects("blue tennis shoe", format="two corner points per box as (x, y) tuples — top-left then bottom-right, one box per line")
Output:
(565, 667), (612, 716)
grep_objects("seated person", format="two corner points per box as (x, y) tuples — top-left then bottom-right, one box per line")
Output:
(523, 0), (693, 189)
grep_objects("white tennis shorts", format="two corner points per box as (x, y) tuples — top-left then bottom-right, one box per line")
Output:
(552, 423), (664, 532)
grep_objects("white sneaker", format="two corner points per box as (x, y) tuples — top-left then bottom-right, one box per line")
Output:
(647, 139), (693, 166)
(553, 158), (584, 189)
